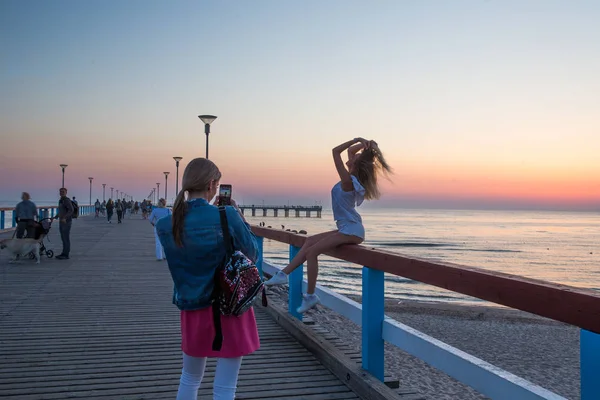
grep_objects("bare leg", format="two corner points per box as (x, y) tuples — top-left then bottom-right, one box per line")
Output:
(281, 230), (338, 275)
(304, 232), (363, 294)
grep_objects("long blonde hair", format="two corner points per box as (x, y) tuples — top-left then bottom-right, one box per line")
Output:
(354, 145), (392, 200)
(172, 158), (222, 247)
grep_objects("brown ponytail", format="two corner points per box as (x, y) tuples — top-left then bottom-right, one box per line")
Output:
(172, 191), (188, 247)
(172, 158), (222, 247)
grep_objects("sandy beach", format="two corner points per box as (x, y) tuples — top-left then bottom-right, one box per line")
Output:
(265, 285), (579, 400)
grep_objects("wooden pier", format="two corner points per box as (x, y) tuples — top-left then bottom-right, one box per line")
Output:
(238, 205), (322, 218)
(2, 208), (599, 399)
(0, 214), (409, 400)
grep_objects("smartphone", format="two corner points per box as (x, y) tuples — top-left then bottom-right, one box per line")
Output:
(218, 184), (232, 206)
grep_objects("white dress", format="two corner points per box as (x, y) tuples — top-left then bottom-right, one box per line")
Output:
(149, 207), (171, 259)
(330, 175), (366, 239)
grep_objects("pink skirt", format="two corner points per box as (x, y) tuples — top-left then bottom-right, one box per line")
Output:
(180, 306), (260, 358)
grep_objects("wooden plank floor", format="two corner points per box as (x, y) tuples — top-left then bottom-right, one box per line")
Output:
(0, 214), (359, 400)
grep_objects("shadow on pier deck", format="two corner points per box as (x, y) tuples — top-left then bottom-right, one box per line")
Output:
(0, 215), (413, 400)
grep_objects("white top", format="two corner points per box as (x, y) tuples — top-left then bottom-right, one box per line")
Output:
(331, 175), (366, 224)
(149, 207), (171, 225)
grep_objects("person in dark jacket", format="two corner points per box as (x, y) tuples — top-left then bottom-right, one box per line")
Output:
(106, 199), (114, 223)
(116, 200), (123, 224)
(52, 188), (74, 260)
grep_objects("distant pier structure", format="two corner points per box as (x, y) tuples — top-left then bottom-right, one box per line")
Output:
(239, 205), (322, 218)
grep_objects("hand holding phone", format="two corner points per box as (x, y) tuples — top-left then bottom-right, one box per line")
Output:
(218, 184), (232, 206)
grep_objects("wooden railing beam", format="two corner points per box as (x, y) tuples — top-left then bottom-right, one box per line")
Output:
(252, 226), (600, 333)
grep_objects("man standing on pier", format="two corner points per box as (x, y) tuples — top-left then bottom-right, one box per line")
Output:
(53, 188), (74, 260)
(15, 192), (37, 238)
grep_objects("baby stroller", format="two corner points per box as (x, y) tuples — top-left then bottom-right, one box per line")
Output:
(22, 219), (54, 259)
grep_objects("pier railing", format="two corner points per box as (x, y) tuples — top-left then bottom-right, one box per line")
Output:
(0, 205), (95, 231)
(251, 226), (600, 400)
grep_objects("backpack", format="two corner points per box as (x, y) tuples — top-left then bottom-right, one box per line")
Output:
(70, 199), (79, 218)
(211, 206), (267, 351)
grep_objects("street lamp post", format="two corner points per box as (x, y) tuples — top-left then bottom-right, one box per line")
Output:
(110, 187), (114, 199)
(59, 164), (68, 187)
(156, 183), (160, 202)
(173, 157), (182, 197)
(102, 184), (106, 202)
(163, 172), (170, 202)
(198, 115), (217, 159)
(116, 189), (119, 200)
(88, 177), (93, 206)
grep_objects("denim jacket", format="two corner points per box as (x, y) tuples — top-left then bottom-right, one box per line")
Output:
(156, 199), (258, 311)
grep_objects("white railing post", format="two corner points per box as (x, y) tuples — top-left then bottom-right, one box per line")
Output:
(288, 245), (303, 321)
(362, 266), (385, 381)
(581, 329), (600, 399)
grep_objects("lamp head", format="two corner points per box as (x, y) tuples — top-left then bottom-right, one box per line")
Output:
(199, 115), (217, 134)
(60, 164), (68, 169)
(173, 156), (183, 163)
(198, 115), (217, 125)
(164, 172), (170, 176)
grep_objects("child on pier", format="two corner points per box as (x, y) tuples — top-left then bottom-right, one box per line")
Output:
(265, 137), (392, 313)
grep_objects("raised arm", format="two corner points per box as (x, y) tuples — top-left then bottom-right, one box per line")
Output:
(347, 142), (365, 159)
(225, 206), (259, 262)
(332, 138), (368, 191)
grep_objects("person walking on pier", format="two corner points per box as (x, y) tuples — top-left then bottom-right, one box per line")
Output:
(149, 198), (170, 261)
(15, 192), (37, 239)
(53, 188), (75, 260)
(115, 200), (123, 223)
(94, 199), (101, 218)
(106, 199), (114, 223)
(156, 158), (259, 400)
(265, 138), (392, 313)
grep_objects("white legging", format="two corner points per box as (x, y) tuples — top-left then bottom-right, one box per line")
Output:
(176, 353), (243, 400)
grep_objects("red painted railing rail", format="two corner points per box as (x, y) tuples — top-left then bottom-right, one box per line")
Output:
(251, 226), (600, 334)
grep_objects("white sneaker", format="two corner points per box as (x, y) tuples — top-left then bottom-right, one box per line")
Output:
(264, 271), (288, 286)
(297, 293), (320, 314)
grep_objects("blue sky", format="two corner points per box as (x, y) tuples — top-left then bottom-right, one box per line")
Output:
(1, 1), (599, 210)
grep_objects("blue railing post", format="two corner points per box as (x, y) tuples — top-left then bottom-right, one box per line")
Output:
(12, 211), (17, 228)
(581, 329), (600, 399)
(288, 245), (303, 321)
(1, 211), (4, 230)
(256, 236), (264, 280)
(362, 266), (385, 381)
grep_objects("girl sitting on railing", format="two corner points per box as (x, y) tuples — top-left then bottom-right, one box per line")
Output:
(265, 137), (392, 313)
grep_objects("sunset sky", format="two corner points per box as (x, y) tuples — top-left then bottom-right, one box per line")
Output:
(1, 0), (599, 210)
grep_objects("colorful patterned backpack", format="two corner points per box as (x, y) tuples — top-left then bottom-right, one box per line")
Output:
(212, 206), (267, 351)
